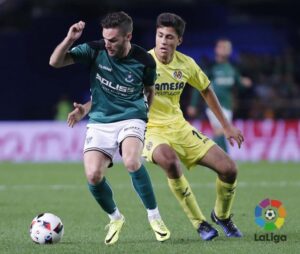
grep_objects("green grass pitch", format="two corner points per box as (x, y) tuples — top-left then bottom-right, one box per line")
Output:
(0, 161), (299, 254)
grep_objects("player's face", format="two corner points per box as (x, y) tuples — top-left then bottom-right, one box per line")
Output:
(215, 40), (232, 59)
(102, 28), (131, 58)
(155, 27), (182, 59)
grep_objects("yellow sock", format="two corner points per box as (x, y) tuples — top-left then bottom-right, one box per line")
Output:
(214, 177), (237, 219)
(168, 175), (206, 229)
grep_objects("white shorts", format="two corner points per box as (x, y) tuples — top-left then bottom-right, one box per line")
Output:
(84, 119), (146, 162)
(206, 107), (233, 129)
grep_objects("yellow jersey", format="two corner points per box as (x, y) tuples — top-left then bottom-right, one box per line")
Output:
(148, 49), (210, 126)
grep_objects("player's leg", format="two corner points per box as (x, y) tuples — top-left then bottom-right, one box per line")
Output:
(152, 144), (208, 224)
(206, 108), (232, 152)
(119, 120), (170, 242)
(122, 136), (157, 210)
(83, 125), (124, 245)
(84, 151), (115, 213)
(197, 145), (242, 237)
(143, 129), (217, 240)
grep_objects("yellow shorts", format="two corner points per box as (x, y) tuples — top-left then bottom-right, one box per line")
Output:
(143, 120), (215, 169)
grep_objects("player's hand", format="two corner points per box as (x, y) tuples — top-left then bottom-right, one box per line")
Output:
(66, 21), (85, 42)
(67, 102), (85, 128)
(186, 106), (197, 118)
(223, 125), (244, 149)
(241, 77), (252, 87)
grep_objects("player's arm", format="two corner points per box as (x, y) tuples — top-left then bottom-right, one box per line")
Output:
(234, 67), (252, 88)
(67, 101), (91, 128)
(240, 76), (252, 87)
(144, 85), (155, 108)
(49, 21), (85, 68)
(200, 86), (244, 148)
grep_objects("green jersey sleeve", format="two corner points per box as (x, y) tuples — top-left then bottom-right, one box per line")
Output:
(143, 64), (156, 86)
(69, 43), (94, 65)
(234, 67), (242, 88)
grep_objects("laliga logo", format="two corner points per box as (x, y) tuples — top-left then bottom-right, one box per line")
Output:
(255, 198), (286, 230)
(254, 198), (287, 243)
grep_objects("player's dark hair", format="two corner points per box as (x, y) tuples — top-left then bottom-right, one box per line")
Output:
(156, 13), (186, 37)
(216, 38), (232, 44)
(101, 11), (133, 35)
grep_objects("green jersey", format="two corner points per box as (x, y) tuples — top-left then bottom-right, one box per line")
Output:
(190, 62), (241, 110)
(69, 40), (156, 123)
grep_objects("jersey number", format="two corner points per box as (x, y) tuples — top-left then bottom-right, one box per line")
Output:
(192, 130), (202, 139)
(192, 130), (206, 144)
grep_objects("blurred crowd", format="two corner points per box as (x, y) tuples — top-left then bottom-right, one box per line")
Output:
(185, 48), (300, 120)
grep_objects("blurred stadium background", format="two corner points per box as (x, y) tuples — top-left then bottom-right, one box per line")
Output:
(0, 1), (299, 253)
(0, 0), (299, 161)
(1, 0), (300, 120)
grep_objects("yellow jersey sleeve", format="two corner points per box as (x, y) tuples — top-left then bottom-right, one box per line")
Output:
(187, 58), (210, 91)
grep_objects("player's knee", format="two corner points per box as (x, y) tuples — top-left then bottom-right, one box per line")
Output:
(223, 159), (238, 182)
(123, 157), (141, 172)
(85, 166), (104, 184)
(165, 159), (180, 172)
(162, 156), (181, 178)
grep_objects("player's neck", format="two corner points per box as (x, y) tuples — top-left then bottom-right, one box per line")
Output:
(154, 48), (174, 64)
(122, 42), (132, 58)
(216, 55), (228, 63)
(118, 42), (132, 59)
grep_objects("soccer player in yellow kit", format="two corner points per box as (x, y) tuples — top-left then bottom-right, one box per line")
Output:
(142, 13), (244, 240)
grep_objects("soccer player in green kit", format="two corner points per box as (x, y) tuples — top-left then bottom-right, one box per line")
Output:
(49, 11), (170, 245)
(187, 39), (251, 152)
(69, 13), (244, 241)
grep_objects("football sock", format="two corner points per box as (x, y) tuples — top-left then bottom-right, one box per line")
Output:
(129, 165), (157, 209)
(168, 175), (206, 229)
(88, 177), (117, 214)
(108, 208), (122, 221)
(147, 207), (161, 221)
(213, 134), (228, 152)
(214, 177), (237, 219)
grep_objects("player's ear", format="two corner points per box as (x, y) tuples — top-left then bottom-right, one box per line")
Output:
(126, 32), (132, 41)
(178, 37), (183, 46)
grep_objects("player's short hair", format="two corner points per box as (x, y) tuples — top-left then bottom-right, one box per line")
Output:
(101, 11), (133, 35)
(216, 38), (232, 46)
(156, 13), (186, 37)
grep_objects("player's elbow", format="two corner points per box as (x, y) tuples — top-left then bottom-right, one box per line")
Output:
(49, 58), (62, 68)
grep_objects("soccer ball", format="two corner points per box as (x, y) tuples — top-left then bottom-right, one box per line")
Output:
(265, 209), (276, 220)
(29, 213), (64, 244)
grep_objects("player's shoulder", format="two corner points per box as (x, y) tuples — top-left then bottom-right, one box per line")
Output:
(174, 51), (199, 71)
(175, 50), (198, 67)
(131, 44), (156, 68)
(86, 39), (106, 51)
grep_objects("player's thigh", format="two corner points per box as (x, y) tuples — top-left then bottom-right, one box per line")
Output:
(143, 127), (170, 164)
(84, 124), (119, 169)
(83, 150), (111, 181)
(118, 119), (146, 170)
(172, 123), (214, 169)
(121, 137), (144, 170)
(122, 137), (143, 156)
(118, 119), (146, 148)
(152, 144), (182, 178)
(197, 144), (237, 176)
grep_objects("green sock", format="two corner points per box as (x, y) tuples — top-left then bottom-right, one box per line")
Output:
(88, 177), (116, 214)
(129, 165), (157, 209)
(214, 134), (228, 152)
